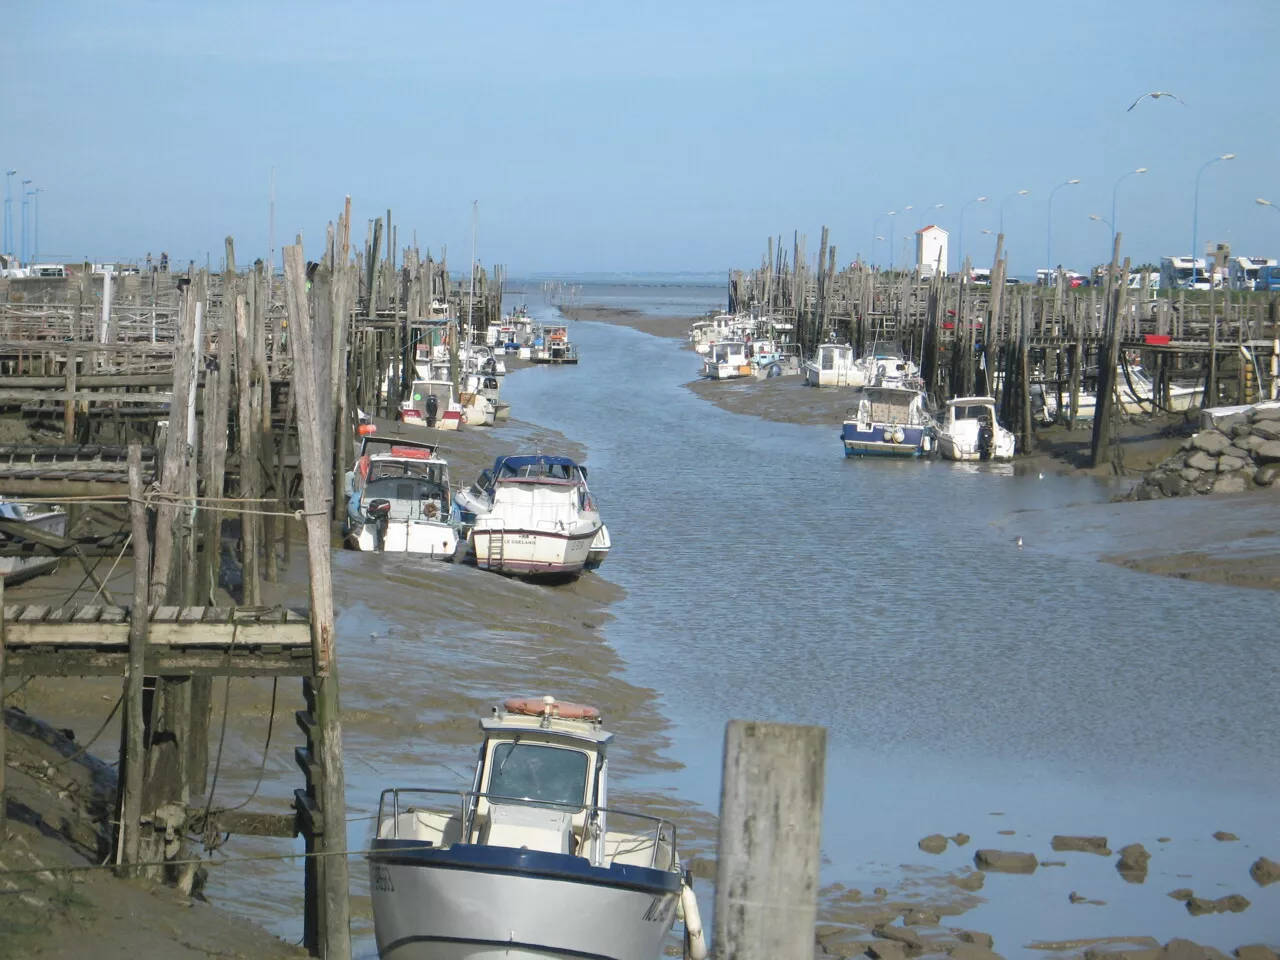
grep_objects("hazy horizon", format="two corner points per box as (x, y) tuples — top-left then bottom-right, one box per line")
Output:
(3, 0), (1276, 277)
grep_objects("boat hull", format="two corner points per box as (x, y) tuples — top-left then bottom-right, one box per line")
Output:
(369, 843), (680, 960)
(841, 424), (931, 458)
(347, 519), (459, 558)
(0, 510), (66, 584)
(472, 526), (598, 576)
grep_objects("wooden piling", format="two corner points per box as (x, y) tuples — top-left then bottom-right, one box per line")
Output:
(0, 576), (6, 837)
(118, 443), (150, 871)
(713, 720), (826, 960)
(283, 243), (352, 960)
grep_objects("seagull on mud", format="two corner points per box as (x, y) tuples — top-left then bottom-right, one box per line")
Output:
(1013, 536), (1024, 549)
(1127, 91), (1186, 112)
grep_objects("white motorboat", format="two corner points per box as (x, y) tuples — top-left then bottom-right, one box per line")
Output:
(532, 327), (579, 364)
(0, 500), (68, 584)
(700, 341), (752, 380)
(368, 695), (706, 960)
(804, 343), (861, 387)
(859, 341), (921, 388)
(400, 380), (465, 431)
(344, 434), (460, 558)
(460, 455), (604, 577)
(937, 396), (1016, 461)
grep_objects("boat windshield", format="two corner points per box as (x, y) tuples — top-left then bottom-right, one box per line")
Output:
(488, 743), (589, 810)
(368, 460), (444, 485)
(952, 404), (991, 421)
(363, 475), (447, 504)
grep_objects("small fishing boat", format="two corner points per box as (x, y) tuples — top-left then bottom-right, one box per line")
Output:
(344, 434), (459, 558)
(841, 384), (936, 457)
(532, 326), (579, 364)
(804, 343), (861, 387)
(0, 500), (68, 584)
(700, 341), (752, 380)
(937, 396), (1016, 461)
(460, 455), (604, 577)
(400, 380), (464, 431)
(368, 695), (706, 960)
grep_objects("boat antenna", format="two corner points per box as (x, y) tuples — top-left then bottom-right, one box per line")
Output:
(467, 200), (477, 348)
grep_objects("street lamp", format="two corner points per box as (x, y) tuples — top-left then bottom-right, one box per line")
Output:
(1046, 178), (1081, 279)
(1259, 198), (1280, 213)
(3, 170), (15, 259)
(1000, 189), (1029, 234)
(886, 210), (899, 271)
(1089, 214), (1113, 261)
(957, 196), (987, 280)
(19, 178), (31, 264)
(1111, 167), (1147, 243)
(872, 211), (895, 267)
(32, 187), (43, 263)
(1192, 154), (1234, 287)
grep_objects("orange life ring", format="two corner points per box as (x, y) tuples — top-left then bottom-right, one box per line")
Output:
(504, 697), (600, 721)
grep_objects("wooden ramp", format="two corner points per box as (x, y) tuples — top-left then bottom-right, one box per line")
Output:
(2, 604), (313, 677)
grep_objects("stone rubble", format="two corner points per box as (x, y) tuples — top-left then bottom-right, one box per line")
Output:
(1128, 406), (1280, 500)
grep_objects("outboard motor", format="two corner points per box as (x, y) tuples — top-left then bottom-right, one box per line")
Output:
(978, 419), (994, 461)
(367, 499), (392, 550)
(425, 393), (439, 428)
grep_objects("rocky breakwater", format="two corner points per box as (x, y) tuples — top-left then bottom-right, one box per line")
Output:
(1128, 405), (1280, 500)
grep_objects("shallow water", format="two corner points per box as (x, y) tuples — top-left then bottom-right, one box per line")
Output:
(196, 283), (1277, 957)
(496, 310), (1280, 953)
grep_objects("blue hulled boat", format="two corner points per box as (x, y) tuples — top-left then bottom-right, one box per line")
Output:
(841, 384), (937, 457)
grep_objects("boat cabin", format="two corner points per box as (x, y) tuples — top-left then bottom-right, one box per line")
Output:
(375, 697), (675, 871)
(347, 437), (450, 513)
(710, 341), (748, 366)
(853, 385), (930, 427)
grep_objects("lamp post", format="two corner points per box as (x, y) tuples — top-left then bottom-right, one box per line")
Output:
(999, 189), (1029, 235)
(886, 210), (899, 271)
(3, 170), (15, 260)
(872, 211), (895, 267)
(1089, 214), (1113, 263)
(1110, 167), (1147, 244)
(1192, 154), (1234, 287)
(19, 178), (31, 265)
(1258, 198), (1280, 215)
(957, 196), (987, 281)
(1046, 178), (1081, 280)
(32, 187), (42, 264)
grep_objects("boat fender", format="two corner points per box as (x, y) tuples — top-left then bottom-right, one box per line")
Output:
(893, 426), (905, 444)
(882, 427), (893, 442)
(681, 883), (707, 960)
(921, 434), (932, 452)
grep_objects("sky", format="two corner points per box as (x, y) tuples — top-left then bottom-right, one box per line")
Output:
(2, 0), (1278, 277)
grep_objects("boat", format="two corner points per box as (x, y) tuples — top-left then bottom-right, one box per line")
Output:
(858, 340), (921, 388)
(840, 384), (936, 457)
(532, 326), (579, 364)
(460, 455), (604, 577)
(400, 380), (465, 431)
(343, 434), (460, 558)
(368, 695), (706, 960)
(700, 341), (752, 380)
(0, 500), (68, 584)
(586, 525), (611, 569)
(937, 397), (1016, 461)
(459, 373), (497, 427)
(803, 343), (861, 387)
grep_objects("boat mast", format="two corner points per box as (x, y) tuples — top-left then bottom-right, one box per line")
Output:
(467, 200), (477, 347)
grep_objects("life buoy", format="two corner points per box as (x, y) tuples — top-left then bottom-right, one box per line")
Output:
(504, 696), (600, 721)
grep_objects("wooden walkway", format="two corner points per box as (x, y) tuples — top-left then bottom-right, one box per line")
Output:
(2, 603), (313, 677)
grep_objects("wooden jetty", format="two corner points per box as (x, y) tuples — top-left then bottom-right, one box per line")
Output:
(727, 230), (1280, 466)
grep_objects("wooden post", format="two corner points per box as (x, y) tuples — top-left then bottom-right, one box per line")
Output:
(118, 444), (149, 871)
(283, 243), (352, 960)
(0, 576), (6, 837)
(63, 347), (77, 441)
(235, 291), (261, 604)
(714, 720), (826, 960)
(1090, 236), (1126, 468)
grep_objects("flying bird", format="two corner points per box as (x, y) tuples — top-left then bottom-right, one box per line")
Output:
(1127, 91), (1186, 112)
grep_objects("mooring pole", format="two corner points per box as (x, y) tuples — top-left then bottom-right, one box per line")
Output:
(714, 720), (826, 960)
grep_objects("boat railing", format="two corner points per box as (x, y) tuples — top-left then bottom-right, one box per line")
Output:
(375, 787), (678, 870)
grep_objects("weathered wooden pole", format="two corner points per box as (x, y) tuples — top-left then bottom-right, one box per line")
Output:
(117, 443), (149, 871)
(283, 243), (351, 960)
(1090, 235), (1126, 468)
(235, 290), (261, 605)
(0, 576), (6, 837)
(714, 720), (826, 960)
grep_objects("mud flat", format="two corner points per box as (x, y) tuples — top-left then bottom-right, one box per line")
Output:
(559, 303), (697, 340)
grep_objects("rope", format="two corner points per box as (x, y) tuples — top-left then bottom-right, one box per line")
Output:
(218, 678), (278, 815)
(83, 532), (132, 607)
(199, 624), (238, 849)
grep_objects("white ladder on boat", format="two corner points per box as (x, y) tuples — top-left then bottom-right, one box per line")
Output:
(486, 520), (505, 570)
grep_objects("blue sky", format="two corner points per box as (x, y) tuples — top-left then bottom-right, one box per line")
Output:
(2, 0), (1276, 277)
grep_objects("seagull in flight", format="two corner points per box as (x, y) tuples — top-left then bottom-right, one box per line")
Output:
(1127, 91), (1186, 112)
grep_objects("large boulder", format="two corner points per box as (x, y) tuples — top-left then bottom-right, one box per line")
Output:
(1217, 455), (1248, 473)
(1187, 451), (1218, 471)
(1214, 413), (1247, 434)
(1192, 430), (1231, 454)
(1212, 473), (1248, 494)
(918, 833), (949, 854)
(1253, 440), (1280, 463)
(1250, 856), (1280, 886)
(1160, 474), (1189, 497)
(1235, 433), (1265, 452)
(1235, 946), (1280, 960)
(1158, 940), (1233, 960)
(1251, 421), (1280, 441)
(1052, 835), (1111, 855)
(974, 850), (1037, 873)
(1180, 468), (1201, 483)
(1253, 466), (1278, 487)
(1186, 894), (1250, 915)
(950, 870), (986, 891)
(1250, 405), (1280, 423)
(872, 923), (924, 951)
(1117, 843), (1151, 879)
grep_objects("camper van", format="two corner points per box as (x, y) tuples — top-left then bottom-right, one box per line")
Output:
(1255, 265), (1280, 292)
(1160, 256), (1210, 291)
(1228, 257), (1276, 291)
